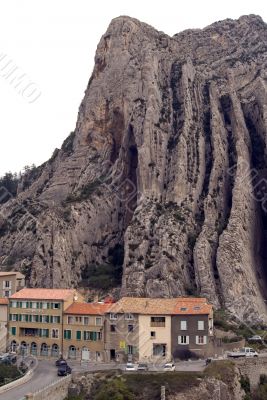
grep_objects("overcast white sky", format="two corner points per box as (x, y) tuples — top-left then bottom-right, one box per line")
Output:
(0, 0), (266, 176)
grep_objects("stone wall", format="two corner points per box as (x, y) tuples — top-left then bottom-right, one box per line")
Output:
(235, 357), (267, 388)
(25, 375), (71, 400)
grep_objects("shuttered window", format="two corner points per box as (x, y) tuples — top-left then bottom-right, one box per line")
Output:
(76, 331), (81, 340)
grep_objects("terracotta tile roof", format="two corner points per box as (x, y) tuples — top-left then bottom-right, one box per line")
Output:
(109, 297), (212, 315)
(0, 271), (24, 278)
(65, 302), (113, 315)
(0, 298), (8, 305)
(10, 288), (76, 301)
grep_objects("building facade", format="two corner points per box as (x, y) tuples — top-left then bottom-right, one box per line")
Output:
(0, 272), (25, 298)
(63, 302), (112, 361)
(8, 288), (83, 356)
(171, 299), (213, 358)
(0, 298), (8, 351)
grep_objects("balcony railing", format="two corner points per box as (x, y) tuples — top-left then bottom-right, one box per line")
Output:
(150, 322), (165, 327)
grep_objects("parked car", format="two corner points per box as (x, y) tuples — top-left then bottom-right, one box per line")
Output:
(125, 363), (136, 371)
(57, 364), (72, 376)
(248, 335), (263, 343)
(137, 363), (149, 371)
(163, 363), (176, 371)
(55, 358), (67, 367)
(227, 347), (258, 358)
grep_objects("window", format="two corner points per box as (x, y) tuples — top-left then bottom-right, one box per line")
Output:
(151, 331), (156, 338)
(76, 331), (81, 340)
(110, 313), (118, 320)
(75, 316), (82, 323)
(21, 314), (27, 322)
(127, 345), (133, 355)
(4, 280), (10, 288)
(180, 307), (187, 311)
(84, 331), (102, 341)
(42, 302), (49, 309)
(52, 303), (60, 309)
(52, 329), (59, 339)
(125, 313), (133, 320)
(41, 315), (49, 323)
(52, 316), (60, 324)
(32, 302), (37, 309)
(193, 306), (200, 311)
(32, 315), (39, 322)
(151, 317), (165, 327)
(11, 327), (16, 336)
(198, 321), (204, 330)
(21, 301), (27, 309)
(180, 321), (187, 330)
(68, 316), (75, 324)
(64, 330), (72, 340)
(84, 317), (89, 325)
(4, 290), (10, 297)
(10, 301), (17, 308)
(96, 317), (102, 326)
(110, 324), (116, 332)
(128, 324), (134, 332)
(196, 335), (207, 345)
(178, 335), (189, 345)
(11, 314), (17, 321)
(40, 329), (49, 338)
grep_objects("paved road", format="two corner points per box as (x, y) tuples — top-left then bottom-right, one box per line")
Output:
(0, 359), (58, 400)
(0, 359), (206, 400)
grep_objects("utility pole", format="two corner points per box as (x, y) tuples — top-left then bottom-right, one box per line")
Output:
(161, 386), (165, 400)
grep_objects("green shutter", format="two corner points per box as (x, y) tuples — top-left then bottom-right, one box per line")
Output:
(93, 332), (97, 341)
(16, 314), (18, 321)
(64, 330), (67, 339)
(11, 327), (16, 335)
(40, 302), (43, 309)
(46, 329), (49, 338)
(29, 302), (32, 308)
(25, 315), (29, 322)
(50, 316), (53, 323)
(19, 302), (22, 308)
(29, 315), (32, 322)
(36, 315), (39, 322)
(19, 314), (22, 321)
(76, 331), (81, 340)
(47, 302), (50, 309)
(37, 302), (39, 309)
(26, 302), (29, 308)
(9, 314), (12, 321)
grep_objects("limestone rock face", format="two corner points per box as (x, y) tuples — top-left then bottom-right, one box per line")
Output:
(1, 14), (267, 322)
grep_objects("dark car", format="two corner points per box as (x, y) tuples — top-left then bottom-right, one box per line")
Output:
(57, 364), (72, 376)
(137, 363), (149, 371)
(55, 358), (67, 367)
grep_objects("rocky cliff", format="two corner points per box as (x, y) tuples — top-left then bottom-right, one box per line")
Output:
(1, 14), (267, 322)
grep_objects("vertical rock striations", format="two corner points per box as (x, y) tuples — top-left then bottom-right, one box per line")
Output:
(1, 14), (267, 322)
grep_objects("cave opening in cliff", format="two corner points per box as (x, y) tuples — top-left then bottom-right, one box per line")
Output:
(243, 103), (267, 293)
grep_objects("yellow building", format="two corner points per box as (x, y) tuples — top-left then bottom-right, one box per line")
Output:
(8, 288), (83, 357)
(63, 302), (112, 361)
(0, 271), (25, 298)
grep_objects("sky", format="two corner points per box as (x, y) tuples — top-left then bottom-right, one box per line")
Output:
(0, 0), (266, 176)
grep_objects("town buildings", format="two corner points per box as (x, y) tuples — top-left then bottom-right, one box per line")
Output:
(0, 271), (25, 298)
(6, 288), (213, 361)
(8, 288), (83, 356)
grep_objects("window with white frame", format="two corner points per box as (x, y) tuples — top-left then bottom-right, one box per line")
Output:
(196, 335), (207, 345)
(84, 317), (89, 325)
(96, 317), (102, 325)
(4, 281), (10, 288)
(32, 302), (37, 309)
(178, 335), (189, 345)
(10, 301), (17, 308)
(180, 320), (187, 330)
(198, 321), (204, 330)
(11, 314), (17, 321)
(21, 314), (27, 321)
(21, 301), (27, 309)
(125, 313), (133, 320)
(42, 302), (48, 309)
(4, 290), (10, 297)
(110, 313), (118, 320)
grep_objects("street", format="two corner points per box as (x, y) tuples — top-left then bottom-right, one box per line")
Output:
(0, 359), (207, 400)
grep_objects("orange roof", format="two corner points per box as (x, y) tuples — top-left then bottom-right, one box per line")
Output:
(65, 302), (112, 315)
(109, 297), (212, 315)
(10, 288), (76, 301)
(0, 298), (8, 305)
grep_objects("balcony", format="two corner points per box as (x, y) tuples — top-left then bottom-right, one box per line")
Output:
(150, 321), (166, 327)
